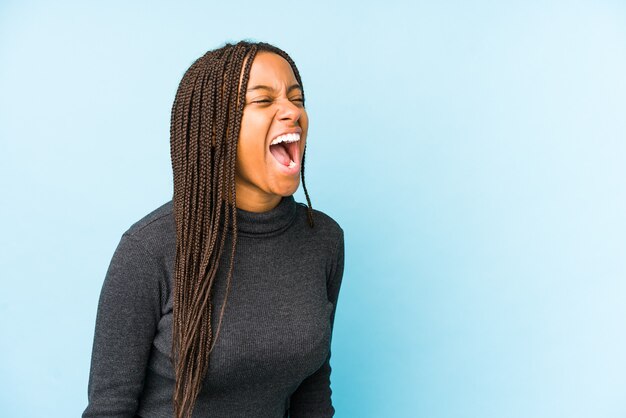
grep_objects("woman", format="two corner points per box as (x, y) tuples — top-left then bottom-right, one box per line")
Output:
(82, 40), (345, 418)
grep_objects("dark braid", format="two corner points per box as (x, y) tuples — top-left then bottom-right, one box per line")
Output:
(169, 40), (313, 418)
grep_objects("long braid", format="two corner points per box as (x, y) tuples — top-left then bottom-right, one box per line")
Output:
(169, 40), (311, 418)
(300, 146), (315, 227)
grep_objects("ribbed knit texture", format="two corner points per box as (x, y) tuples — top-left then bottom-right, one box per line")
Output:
(82, 195), (345, 418)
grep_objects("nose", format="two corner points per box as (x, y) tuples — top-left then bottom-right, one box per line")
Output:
(276, 98), (303, 123)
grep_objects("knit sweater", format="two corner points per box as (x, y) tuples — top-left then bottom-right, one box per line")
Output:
(82, 195), (345, 418)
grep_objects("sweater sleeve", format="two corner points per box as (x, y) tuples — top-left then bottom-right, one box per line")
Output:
(82, 232), (164, 418)
(289, 229), (345, 418)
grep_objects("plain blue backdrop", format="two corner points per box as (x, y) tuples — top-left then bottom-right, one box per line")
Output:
(1, 1), (625, 417)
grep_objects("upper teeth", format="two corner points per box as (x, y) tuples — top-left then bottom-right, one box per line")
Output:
(271, 132), (300, 145)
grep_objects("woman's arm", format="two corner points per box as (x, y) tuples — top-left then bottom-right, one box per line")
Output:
(82, 233), (164, 418)
(289, 229), (345, 418)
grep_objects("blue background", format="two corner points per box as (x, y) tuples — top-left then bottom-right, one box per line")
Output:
(1, 1), (625, 417)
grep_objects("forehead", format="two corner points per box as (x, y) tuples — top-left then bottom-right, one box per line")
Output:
(245, 52), (298, 90)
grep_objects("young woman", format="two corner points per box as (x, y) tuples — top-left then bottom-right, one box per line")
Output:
(82, 40), (345, 418)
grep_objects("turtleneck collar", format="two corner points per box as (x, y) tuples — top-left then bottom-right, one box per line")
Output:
(227, 195), (297, 236)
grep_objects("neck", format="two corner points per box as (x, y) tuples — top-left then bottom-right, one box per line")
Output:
(218, 193), (297, 236)
(233, 182), (282, 213)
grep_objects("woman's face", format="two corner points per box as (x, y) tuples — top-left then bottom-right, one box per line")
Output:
(234, 51), (308, 212)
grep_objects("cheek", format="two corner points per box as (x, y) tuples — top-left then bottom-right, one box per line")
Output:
(237, 112), (270, 167)
(299, 108), (309, 131)
(239, 111), (270, 144)
(300, 112), (310, 144)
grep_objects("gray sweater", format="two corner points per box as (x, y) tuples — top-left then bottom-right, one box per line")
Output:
(82, 195), (345, 418)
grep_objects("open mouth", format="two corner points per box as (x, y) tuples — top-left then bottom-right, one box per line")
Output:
(269, 133), (300, 169)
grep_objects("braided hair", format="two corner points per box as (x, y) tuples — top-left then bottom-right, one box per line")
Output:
(168, 40), (314, 418)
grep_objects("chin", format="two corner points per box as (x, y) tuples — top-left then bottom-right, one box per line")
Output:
(272, 179), (301, 197)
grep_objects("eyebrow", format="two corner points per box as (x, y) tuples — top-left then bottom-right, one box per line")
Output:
(246, 84), (303, 94)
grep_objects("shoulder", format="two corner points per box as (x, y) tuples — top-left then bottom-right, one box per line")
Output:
(100, 203), (173, 312)
(121, 199), (176, 257)
(295, 201), (344, 247)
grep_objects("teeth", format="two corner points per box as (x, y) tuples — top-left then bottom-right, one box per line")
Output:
(271, 132), (300, 146)
(288, 160), (296, 168)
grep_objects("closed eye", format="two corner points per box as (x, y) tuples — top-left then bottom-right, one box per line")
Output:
(248, 97), (304, 106)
